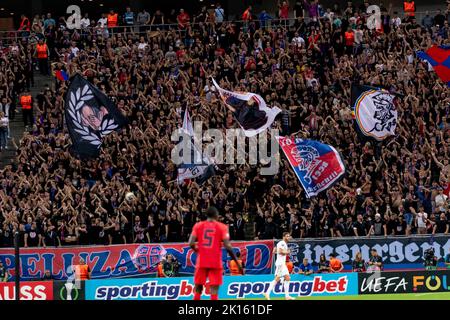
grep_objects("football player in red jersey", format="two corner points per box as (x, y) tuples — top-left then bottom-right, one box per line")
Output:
(189, 206), (242, 300)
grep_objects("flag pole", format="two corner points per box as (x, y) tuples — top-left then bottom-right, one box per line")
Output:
(14, 231), (20, 301)
(131, 211), (135, 242)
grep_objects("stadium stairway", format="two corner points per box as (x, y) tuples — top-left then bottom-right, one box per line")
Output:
(0, 73), (52, 169)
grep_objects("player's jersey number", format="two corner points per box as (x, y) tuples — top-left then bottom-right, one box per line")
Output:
(203, 228), (215, 248)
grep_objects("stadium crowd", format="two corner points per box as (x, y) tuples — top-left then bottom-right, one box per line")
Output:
(0, 1), (449, 248)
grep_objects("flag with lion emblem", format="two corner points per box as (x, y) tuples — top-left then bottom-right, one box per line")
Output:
(351, 84), (398, 141)
(65, 74), (127, 158)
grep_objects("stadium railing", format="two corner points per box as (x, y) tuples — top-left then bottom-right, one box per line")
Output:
(0, 10), (443, 46)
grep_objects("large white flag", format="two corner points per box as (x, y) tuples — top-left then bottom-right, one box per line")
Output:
(176, 108), (214, 185)
(212, 79), (281, 137)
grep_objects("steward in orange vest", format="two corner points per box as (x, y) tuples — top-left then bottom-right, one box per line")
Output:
(286, 255), (294, 274)
(229, 252), (244, 275)
(242, 6), (252, 21)
(107, 10), (119, 28)
(157, 262), (165, 277)
(36, 42), (48, 59)
(344, 29), (354, 46)
(344, 27), (355, 55)
(329, 253), (344, 273)
(20, 90), (33, 128)
(404, 1), (415, 18)
(20, 94), (32, 110)
(35, 39), (49, 75)
(19, 14), (30, 32)
(74, 258), (91, 280)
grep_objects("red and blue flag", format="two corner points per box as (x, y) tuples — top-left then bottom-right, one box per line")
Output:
(55, 70), (69, 81)
(277, 137), (345, 198)
(417, 45), (450, 87)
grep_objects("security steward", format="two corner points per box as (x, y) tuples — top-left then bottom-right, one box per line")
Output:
(107, 9), (119, 33)
(229, 251), (245, 275)
(19, 90), (33, 129)
(403, 0), (415, 22)
(74, 258), (91, 280)
(34, 39), (49, 75)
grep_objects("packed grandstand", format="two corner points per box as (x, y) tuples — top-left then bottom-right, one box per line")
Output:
(0, 0), (448, 282)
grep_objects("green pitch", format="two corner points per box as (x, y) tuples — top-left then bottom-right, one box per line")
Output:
(241, 291), (450, 300)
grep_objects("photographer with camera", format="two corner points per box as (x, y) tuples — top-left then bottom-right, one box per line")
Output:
(161, 254), (181, 277)
(367, 249), (383, 272)
(424, 248), (438, 271)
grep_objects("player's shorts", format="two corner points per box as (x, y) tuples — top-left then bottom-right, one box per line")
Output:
(194, 268), (223, 286)
(274, 264), (290, 278)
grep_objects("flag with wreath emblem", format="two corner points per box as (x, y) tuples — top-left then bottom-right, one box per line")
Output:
(65, 74), (127, 158)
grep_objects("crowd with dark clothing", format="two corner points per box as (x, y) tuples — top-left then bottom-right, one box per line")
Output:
(0, 1), (448, 248)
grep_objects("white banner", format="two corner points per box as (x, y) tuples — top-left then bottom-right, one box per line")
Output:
(177, 109), (212, 184)
(212, 79), (281, 137)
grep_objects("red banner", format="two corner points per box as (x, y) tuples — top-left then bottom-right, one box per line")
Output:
(0, 240), (274, 280)
(0, 281), (53, 300)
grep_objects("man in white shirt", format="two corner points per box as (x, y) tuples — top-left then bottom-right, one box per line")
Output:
(69, 42), (79, 58)
(292, 32), (305, 48)
(416, 207), (428, 234)
(264, 232), (294, 300)
(0, 111), (8, 151)
(80, 13), (90, 30)
(138, 36), (148, 51)
(391, 12), (401, 28)
(354, 26), (363, 45)
(98, 13), (108, 28)
(435, 188), (448, 210)
(0, 97), (10, 138)
(203, 79), (216, 103)
(0, 97), (10, 118)
(323, 8), (334, 23)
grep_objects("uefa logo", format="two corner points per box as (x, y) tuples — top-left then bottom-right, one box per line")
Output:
(59, 283), (80, 300)
(55, 280), (85, 301)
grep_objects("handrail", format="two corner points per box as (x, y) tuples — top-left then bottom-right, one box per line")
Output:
(275, 233), (450, 243)
(0, 9), (444, 42)
(0, 233), (446, 249)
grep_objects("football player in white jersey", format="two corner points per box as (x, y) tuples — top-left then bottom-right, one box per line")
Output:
(264, 232), (294, 300)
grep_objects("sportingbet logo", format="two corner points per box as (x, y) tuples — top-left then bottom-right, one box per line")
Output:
(94, 280), (209, 300)
(228, 276), (349, 298)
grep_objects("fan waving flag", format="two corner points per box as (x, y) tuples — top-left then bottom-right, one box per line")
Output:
(277, 137), (345, 198)
(417, 45), (450, 87)
(65, 74), (127, 159)
(212, 78), (281, 137)
(55, 70), (69, 81)
(351, 84), (398, 141)
(176, 108), (215, 185)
